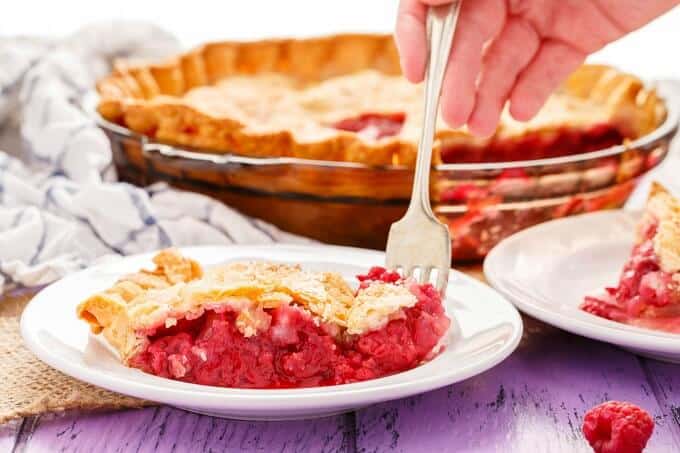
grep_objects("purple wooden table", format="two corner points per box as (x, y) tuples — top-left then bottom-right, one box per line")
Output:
(3, 275), (680, 452)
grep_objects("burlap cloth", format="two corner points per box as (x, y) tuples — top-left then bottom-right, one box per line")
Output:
(0, 288), (152, 424)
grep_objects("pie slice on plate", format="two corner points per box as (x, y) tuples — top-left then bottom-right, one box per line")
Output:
(581, 182), (680, 332)
(77, 249), (450, 388)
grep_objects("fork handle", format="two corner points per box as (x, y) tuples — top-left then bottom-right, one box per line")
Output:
(408, 1), (462, 216)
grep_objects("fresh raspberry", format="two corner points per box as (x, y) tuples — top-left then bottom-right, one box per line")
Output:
(581, 296), (616, 320)
(356, 267), (401, 286)
(582, 401), (654, 453)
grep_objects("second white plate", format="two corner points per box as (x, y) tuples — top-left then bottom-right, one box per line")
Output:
(484, 210), (680, 362)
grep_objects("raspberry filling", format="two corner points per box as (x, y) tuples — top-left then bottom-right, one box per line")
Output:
(331, 115), (623, 163)
(129, 268), (450, 388)
(332, 113), (405, 140)
(581, 221), (680, 332)
(440, 123), (624, 164)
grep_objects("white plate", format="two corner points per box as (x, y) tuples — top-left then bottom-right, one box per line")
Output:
(484, 210), (680, 363)
(21, 244), (522, 420)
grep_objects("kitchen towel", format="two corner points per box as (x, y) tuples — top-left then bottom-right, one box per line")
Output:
(0, 22), (309, 294)
(0, 22), (311, 424)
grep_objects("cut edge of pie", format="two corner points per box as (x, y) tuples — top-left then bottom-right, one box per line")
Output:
(641, 182), (680, 273)
(581, 182), (680, 332)
(96, 34), (666, 167)
(77, 248), (451, 387)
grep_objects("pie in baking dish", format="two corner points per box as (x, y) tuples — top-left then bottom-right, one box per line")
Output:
(581, 182), (680, 333)
(77, 249), (450, 388)
(97, 34), (665, 166)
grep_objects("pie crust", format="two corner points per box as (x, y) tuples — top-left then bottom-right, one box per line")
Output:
(639, 182), (680, 273)
(77, 249), (450, 387)
(97, 34), (666, 167)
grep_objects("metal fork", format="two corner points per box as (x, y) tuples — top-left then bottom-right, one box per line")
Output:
(385, 1), (462, 294)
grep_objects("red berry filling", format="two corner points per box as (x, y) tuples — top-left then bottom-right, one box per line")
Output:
(356, 266), (402, 288)
(582, 401), (654, 453)
(581, 220), (680, 332)
(332, 113), (406, 140)
(440, 123), (624, 164)
(129, 268), (450, 388)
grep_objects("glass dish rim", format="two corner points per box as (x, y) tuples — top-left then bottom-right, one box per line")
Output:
(82, 81), (679, 172)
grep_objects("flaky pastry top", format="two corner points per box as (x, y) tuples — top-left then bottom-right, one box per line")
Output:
(77, 249), (418, 362)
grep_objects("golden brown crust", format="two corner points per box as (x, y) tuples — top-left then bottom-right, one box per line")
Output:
(640, 182), (680, 273)
(76, 249), (204, 359)
(97, 34), (665, 167)
(563, 64), (666, 139)
(77, 249), (417, 363)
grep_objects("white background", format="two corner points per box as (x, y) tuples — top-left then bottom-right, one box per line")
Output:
(1, 0), (680, 80)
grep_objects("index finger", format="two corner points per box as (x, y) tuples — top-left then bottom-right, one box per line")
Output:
(395, 0), (428, 83)
(395, 1), (463, 83)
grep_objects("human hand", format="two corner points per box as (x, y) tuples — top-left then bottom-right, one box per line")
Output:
(395, 0), (679, 136)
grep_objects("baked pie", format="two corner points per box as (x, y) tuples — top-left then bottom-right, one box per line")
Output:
(581, 182), (680, 333)
(97, 34), (664, 167)
(77, 249), (450, 388)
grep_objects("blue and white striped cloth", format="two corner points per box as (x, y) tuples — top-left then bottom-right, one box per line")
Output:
(0, 23), (307, 293)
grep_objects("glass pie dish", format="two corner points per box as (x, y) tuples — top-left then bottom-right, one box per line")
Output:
(85, 32), (680, 262)
(88, 79), (677, 262)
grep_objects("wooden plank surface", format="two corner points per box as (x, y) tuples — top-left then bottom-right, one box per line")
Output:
(17, 407), (352, 453)
(6, 323), (680, 452)
(639, 359), (680, 447)
(355, 318), (680, 453)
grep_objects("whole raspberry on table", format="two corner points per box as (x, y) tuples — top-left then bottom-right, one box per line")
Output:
(582, 401), (654, 453)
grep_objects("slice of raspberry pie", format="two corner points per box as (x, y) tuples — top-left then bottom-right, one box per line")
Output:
(581, 182), (680, 333)
(77, 249), (450, 388)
